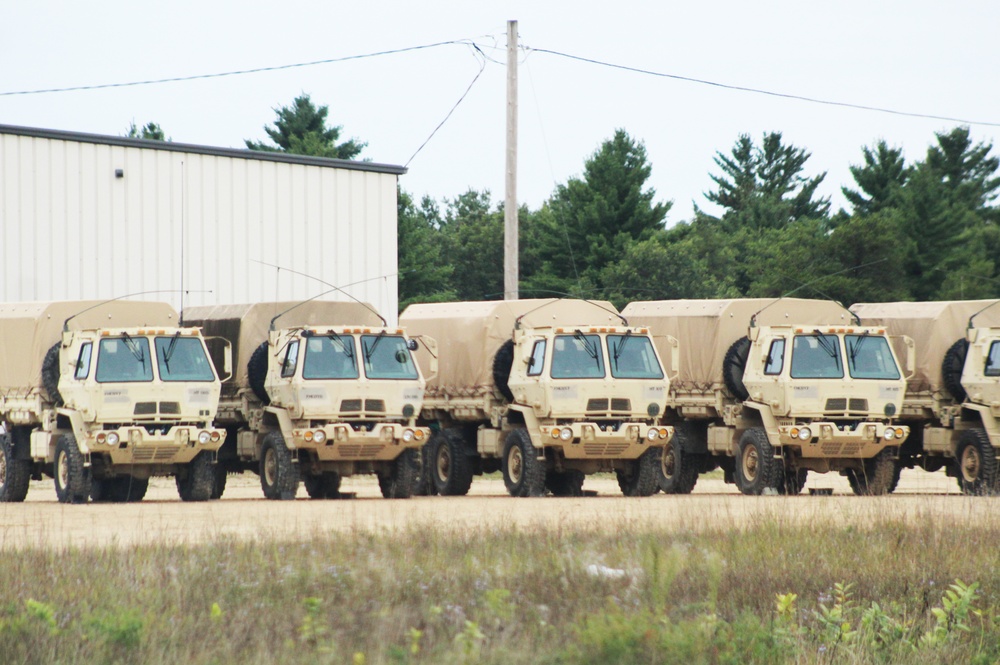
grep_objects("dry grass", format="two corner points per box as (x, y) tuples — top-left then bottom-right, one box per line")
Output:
(2, 515), (1000, 664)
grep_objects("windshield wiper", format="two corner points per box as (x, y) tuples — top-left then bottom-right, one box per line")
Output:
(848, 331), (870, 364)
(612, 330), (633, 371)
(162, 331), (181, 371)
(573, 330), (601, 367)
(330, 334), (354, 361)
(121, 332), (146, 366)
(364, 331), (388, 363)
(811, 330), (841, 371)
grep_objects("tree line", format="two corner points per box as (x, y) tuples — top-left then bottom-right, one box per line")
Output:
(131, 93), (1000, 312)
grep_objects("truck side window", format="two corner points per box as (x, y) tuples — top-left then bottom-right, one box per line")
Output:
(74, 343), (92, 380)
(527, 340), (546, 377)
(764, 339), (785, 376)
(986, 341), (1000, 377)
(281, 341), (300, 378)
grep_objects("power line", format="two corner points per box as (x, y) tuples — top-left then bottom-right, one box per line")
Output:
(525, 46), (1000, 128)
(0, 40), (477, 97)
(406, 45), (489, 167)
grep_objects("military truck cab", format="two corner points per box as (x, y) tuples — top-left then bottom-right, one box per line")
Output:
(184, 302), (430, 501)
(0, 300), (229, 504)
(739, 323), (909, 465)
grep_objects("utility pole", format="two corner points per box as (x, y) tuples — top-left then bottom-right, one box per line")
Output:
(504, 19), (519, 300)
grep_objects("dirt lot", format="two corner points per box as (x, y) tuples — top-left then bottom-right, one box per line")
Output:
(3, 466), (995, 550)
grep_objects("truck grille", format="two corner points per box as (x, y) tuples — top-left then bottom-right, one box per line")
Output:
(586, 398), (632, 416)
(131, 446), (182, 462)
(340, 399), (362, 412)
(133, 401), (181, 417)
(337, 444), (385, 458)
(821, 443), (862, 456)
(365, 399), (385, 412)
(582, 443), (630, 457)
(825, 398), (869, 415)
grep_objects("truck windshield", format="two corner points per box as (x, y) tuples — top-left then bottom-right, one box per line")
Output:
(845, 334), (901, 380)
(790, 334), (843, 379)
(361, 335), (419, 380)
(303, 334), (359, 380)
(155, 336), (216, 381)
(551, 334), (605, 379)
(607, 334), (664, 379)
(95, 337), (154, 383)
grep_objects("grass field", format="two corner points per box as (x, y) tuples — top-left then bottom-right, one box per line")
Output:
(3, 512), (1000, 665)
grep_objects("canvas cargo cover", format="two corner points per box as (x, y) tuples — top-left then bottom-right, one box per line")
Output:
(0, 300), (178, 394)
(851, 300), (1000, 393)
(400, 299), (621, 391)
(182, 301), (385, 390)
(623, 299), (852, 390)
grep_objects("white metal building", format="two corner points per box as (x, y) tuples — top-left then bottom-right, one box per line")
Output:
(0, 124), (406, 322)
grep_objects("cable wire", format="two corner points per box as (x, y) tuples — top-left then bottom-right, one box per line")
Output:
(526, 46), (1000, 128)
(404, 44), (488, 167)
(0, 40), (477, 97)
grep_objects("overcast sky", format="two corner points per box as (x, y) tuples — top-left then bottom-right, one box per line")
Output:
(3, 1), (999, 224)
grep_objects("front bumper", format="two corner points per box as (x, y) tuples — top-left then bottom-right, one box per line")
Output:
(85, 425), (226, 465)
(538, 422), (673, 460)
(289, 423), (430, 461)
(777, 421), (908, 459)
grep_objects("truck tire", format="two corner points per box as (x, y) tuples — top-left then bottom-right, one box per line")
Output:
(54, 434), (90, 504)
(0, 433), (31, 502)
(211, 466), (228, 499)
(503, 428), (546, 497)
(659, 430), (699, 494)
(304, 472), (341, 499)
(492, 340), (515, 402)
(42, 343), (64, 406)
(617, 447), (660, 497)
(430, 428), (474, 496)
(412, 439), (439, 496)
(545, 470), (585, 497)
(260, 432), (299, 500)
(955, 429), (997, 496)
(735, 428), (780, 495)
(723, 337), (751, 401)
(379, 449), (419, 499)
(779, 468), (808, 495)
(247, 342), (271, 405)
(177, 452), (216, 502)
(846, 448), (897, 496)
(941, 338), (969, 403)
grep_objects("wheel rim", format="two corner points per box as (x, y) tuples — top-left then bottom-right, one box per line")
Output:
(436, 445), (451, 483)
(742, 445), (759, 482)
(961, 445), (982, 483)
(57, 449), (69, 490)
(661, 443), (676, 478)
(508, 445), (523, 485)
(263, 447), (277, 487)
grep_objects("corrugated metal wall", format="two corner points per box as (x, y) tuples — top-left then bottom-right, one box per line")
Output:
(0, 130), (401, 323)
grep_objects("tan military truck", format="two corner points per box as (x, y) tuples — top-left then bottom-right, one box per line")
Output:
(0, 300), (228, 503)
(623, 299), (910, 495)
(399, 299), (673, 497)
(183, 301), (431, 500)
(851, 300), (1000, 494)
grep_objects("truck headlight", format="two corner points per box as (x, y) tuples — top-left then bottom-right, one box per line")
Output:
(883, 429), (896, 441)
(402, 429), (415, 443)
(313, 430), (326, 444)
(198, 431), (212, 445)
(559, 427), (573, 441)
(797, 427), (812, 441)
(107, 432), (120, 446)
(646, 429), (659, 442)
